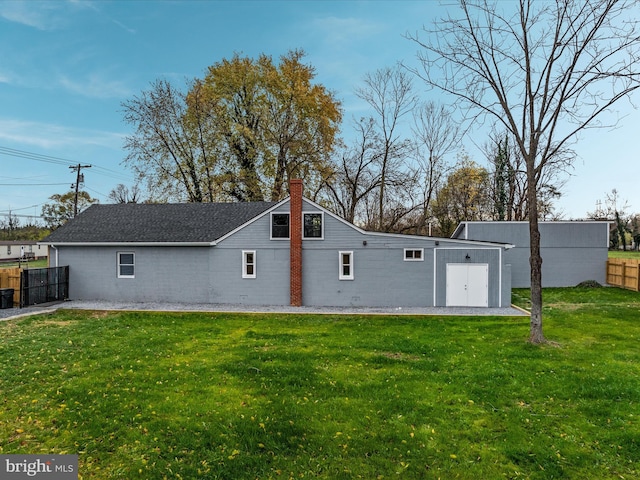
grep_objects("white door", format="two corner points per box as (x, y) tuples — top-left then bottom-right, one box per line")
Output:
(446, 263), (489, 307)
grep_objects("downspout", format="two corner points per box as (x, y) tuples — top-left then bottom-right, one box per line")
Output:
(49, 244), (58, 267)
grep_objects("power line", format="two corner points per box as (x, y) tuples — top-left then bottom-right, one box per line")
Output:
(0, 146), (76, 166)
(0, 145), (134, 183)
(0, 203), (44, 212)
(0, 183), (69, 186)
(0, 212), (45, 219)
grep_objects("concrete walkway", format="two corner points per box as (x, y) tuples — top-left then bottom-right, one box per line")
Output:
(1, 300), (529, 320)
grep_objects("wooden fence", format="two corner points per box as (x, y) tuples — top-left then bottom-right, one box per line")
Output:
(606, 259), (640, 291)
(0, 267), (22, 305)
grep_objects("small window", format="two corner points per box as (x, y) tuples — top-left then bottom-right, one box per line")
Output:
(271, 213), (290, 239)
(242, 250), (256, 279)
(404, 248), (424, 261)
(118, 252), (135, 278)
(339, 251), (354, 280)
(303, 212), (323, 239)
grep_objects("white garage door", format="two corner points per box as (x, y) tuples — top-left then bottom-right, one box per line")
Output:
(446, 263), (489, 307)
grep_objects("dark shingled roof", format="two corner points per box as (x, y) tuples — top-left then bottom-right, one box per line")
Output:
(43, 202), (278, 243)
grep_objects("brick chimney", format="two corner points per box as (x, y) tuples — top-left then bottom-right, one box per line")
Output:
(290, 179), (303, 306)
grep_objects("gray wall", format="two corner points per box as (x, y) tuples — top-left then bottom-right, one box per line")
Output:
(54, 200), (512, 307)
(455, 222), (609, 287)
(57, 246), (212, 303)
(213, 204), (290, 305)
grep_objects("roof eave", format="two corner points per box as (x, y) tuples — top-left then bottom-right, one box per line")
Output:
(41, 242), (215, 247)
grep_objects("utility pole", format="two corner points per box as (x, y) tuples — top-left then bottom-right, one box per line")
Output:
(69, 164), (92, 217)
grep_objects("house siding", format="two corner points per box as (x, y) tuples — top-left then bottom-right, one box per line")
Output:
(213, 206), (290, 305)
(454, 222), (608, 287)
(57, 246), (211, 303)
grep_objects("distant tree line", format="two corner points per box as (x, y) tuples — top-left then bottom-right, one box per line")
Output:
(0, 213), (50, 241)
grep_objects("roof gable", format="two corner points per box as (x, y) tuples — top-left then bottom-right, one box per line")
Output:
(43, 202), (278, 244)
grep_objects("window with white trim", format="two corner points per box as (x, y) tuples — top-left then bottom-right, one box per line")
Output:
(404, 248), (424, 261)
(271, 213), (290, 239)
(242, 250), (256, 278)
(339, 251), (354, 280)
(303, 212), (323, 239)
(117, 252), (135, 278)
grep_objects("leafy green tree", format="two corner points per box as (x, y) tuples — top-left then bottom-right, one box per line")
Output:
(433, 157), (491, 237)
(41, 191), (98, 229)
(191, 50), (342, 201)
(123, 51), (341, 203)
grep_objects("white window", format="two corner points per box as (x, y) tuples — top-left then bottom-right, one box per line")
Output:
(303, 212), (323, 239)
(404, 248), (424, 261)
(118, 252), (135, 278)
(271, 213), (290, 239)
(339, 251), (354, 280)
(242, 250), (256, 278)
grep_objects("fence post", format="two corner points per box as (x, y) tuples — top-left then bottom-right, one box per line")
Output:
(20, 269), (26, 308)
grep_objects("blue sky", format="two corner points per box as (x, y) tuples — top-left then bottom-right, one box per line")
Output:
(0, 0), (637, 223)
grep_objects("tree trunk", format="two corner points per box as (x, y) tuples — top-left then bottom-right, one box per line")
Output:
(526, 165), (545, 344)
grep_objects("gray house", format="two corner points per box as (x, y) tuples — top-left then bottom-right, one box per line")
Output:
(451, 221), (609, 287)
(43, 181), (513, 308)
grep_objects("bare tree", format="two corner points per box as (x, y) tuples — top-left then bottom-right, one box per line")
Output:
(588, 188), (632, 249)
(108, 184), (142, 204)
(356, 66), (418, 231)
(409, 0), (640, 343)
(412, 101), (459, 233)
(122, 79), (221, 203)
(323, 118), (383, 225)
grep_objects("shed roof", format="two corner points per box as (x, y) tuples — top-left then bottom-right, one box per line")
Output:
(43, 202), (278, 244)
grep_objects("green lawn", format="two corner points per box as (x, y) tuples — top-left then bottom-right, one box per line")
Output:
(1, 288), (639, 479)
(0, 258), (49, 269)
(609, 250), (640, 259)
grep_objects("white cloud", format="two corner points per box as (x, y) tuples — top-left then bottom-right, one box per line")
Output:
(0, 118), (125, 150)
(0, 1), (68, 30)
(57, 72), (132, 99)
(0, 70), (12, 84)
(69, 0), (137, 34)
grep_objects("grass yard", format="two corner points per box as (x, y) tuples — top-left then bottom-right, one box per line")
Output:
(1, 288), (639, 479)
(0, 258), (48, 269)
(608, 250), (640, 260)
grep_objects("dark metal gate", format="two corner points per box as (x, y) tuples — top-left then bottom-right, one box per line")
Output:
(20, 266), (69, 307)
